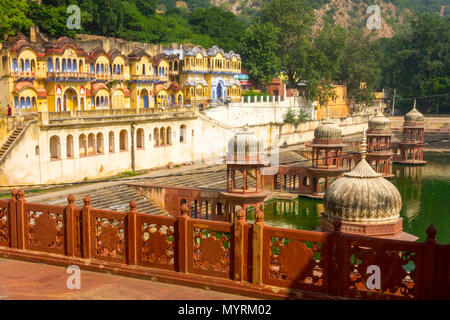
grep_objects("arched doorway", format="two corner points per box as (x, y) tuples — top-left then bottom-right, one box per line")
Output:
(64, 88), (78, 111)
(140, 89), (149, 108)
(217, 82), (223, 102)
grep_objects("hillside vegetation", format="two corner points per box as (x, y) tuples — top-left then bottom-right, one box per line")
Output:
(0, 0), (448, 114)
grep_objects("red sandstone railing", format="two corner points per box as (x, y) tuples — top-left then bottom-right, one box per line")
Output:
(0, 190), (448, 300)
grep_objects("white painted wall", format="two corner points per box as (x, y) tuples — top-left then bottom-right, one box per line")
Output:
(0, 103), (369, 186)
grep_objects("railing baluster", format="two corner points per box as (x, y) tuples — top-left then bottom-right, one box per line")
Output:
(127, 200), (137, 265)
(233, 209), (245, 281)
(177, 204), (189, 273)
(8, 189), (18, 248)
(16, 190), (26, 250)
(423, 225), (437, 299)
(252, 209), (264, 285)
(81, 196), (92, 258)
(65, 194), (76, 257)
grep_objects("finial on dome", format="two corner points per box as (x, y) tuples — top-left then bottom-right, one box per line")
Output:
(360, 129), (367, 159)
(413, 99), (417, 109)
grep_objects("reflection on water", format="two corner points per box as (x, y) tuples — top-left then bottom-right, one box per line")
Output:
(263, 152), (450, 244)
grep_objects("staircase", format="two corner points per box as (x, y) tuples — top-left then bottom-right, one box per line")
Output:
(45, 184), (169, 216)
(0, 125), (25, 160)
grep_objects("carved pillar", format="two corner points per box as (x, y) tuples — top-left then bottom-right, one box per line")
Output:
(233, 209), (245, 281)
(127, 200), (138, 265)
(252, 209), (264, 285)
(177, 204), (189, 273)
(15, 190), (26, 250)
(65, 194), (76, 257)
(81, 196), (92, 258)
(8, 190), (18, 249)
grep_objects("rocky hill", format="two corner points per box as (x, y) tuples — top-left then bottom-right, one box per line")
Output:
(174, 0), (448, 38)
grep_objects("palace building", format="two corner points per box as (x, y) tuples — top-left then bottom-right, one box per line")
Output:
(0, 35), (242, 115)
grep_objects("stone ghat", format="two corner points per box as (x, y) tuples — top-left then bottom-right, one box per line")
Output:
(0, 190), (448, 300)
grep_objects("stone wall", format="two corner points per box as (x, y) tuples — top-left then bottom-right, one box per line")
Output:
(0, 104), (370, 186)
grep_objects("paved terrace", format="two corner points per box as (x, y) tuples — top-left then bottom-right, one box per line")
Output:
(0, 258), (251, 300)
(1, 148), (309, 300)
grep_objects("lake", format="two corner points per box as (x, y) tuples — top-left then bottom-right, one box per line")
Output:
(263, 152), (450, 243)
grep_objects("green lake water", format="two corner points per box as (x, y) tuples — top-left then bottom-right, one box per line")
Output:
(262, 152), (450, 243)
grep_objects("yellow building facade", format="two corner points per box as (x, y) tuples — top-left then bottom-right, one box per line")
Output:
(179, 46), (242, 106)
(316, 85), (350, 120)
(0, 37), (243, 114)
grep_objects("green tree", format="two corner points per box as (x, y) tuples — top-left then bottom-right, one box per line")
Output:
(189, 6), (245, 52)
(260, 0), (315, 88)
(131, 0), (157, 17)
(339, 28), (380, 104)
(27, 2), (76, 38)
(0, 0), (33, 39)
(241, 22), (282, 87)
(380, 14), (450, 113)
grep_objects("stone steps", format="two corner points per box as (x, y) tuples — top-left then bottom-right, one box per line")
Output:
(0, 126), (25, 158)
(44, 184), (168, 215)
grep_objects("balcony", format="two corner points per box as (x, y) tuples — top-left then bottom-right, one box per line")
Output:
(47, 72), (93, 81)
(11, 71), (36, 79)
(111, 74), (126, 81)
(130, 74), (161, 83)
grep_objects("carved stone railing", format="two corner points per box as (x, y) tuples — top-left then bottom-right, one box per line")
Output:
(0, 189), (448, 300)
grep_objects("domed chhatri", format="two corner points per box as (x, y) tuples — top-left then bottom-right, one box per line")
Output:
(366, 111), (394, 178)
(323, 154), (402, 224)
(314, 119), (342, 142)
(368, 110), (391, 132)
(393, 100), (427, 166)
(321, 133), (417, 240)
(224, 127), (270, 223)
(227, 127), (265, 165)
(404, 101), (425, 124)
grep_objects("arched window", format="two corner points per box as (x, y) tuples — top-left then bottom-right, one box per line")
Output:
(20, 97), (25, 109)
(88, 133), (96, 155)
(14, 96), (19, 108)
(49, 136), (61, 160)
(12, 58), (18, 72)
(166, 127), (172, 145)
(160, 127), (165, 146)
(119, 129), (128, 151)
(79, 134), (87, 156)
(55, 58), (60, 72)
(96, 132), (104, 154)
(31, 97), (37, 109)
(72, 59), (77, 72)
(136, 128), (144, 149)
(100, 64), (104, 74)
(25, 97), (31, 108)
(67, 59), (72, 72)
(25, 59), (30, 72)
(142, 64), (145, 75)
(302, 176), (310, 186)
(62, 59), (66, 72)
(108, 131), (115, 153)
(179, 125), (186, 143)
(20, 59), (24, 71)
(154, 128), (159, 147)
(66, 135), (74, 158)
(47, 58), (53, 72)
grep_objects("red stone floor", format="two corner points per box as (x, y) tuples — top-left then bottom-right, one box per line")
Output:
(0, 258), (254, 300)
